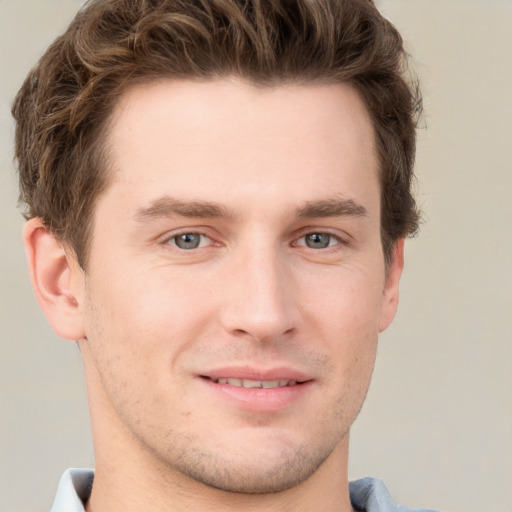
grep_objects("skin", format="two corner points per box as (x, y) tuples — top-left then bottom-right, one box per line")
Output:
(24, 79), (404, 512)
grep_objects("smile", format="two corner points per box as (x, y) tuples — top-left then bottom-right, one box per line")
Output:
(206, 377), (299, 388)
(198, 372), (313, 412)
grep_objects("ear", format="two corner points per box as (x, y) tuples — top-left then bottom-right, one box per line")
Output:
(23, 218), (86, 341)
(378, 238), (405, 333)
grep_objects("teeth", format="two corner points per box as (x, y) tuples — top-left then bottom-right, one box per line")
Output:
(242, 379), (263, 388)
(214, 378), (297, 388)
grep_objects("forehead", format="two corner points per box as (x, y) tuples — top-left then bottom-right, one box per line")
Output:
(109, 78), (375, 155)
(102, 79), (378, 216)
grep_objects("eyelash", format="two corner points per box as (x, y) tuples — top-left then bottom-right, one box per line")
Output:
(161, 230), (347, 252)
(163, 231), (214, 250)
(293, 232), (346, 250)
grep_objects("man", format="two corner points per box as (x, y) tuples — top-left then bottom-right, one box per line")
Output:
(12, 0), (436, 510)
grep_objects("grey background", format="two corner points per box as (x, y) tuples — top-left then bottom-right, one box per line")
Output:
(1, 1), (511, 511)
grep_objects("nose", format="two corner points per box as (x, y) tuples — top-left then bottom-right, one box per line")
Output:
(220, 243), (298, 343)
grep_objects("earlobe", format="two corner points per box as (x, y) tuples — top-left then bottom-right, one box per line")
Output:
(23, 218), (86, 341)
(378, 238), (405, 333)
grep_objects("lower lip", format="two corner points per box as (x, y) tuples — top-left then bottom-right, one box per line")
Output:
(198, 378), (314, 412)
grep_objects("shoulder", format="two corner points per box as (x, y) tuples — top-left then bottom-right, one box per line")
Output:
(349, 477), (441, 512)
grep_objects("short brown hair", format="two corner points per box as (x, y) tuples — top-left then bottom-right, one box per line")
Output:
(12, 0), (421, 268)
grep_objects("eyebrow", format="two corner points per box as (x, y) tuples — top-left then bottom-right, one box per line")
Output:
(296, 198), (368, 219)
(134, 195), (367, 223)
(134, 196), (237, 223)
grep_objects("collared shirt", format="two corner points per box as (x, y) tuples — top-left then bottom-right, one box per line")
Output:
(49, 468), (440, 512)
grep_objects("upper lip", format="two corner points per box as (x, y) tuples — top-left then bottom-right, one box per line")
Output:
(199, 366), (313, 383)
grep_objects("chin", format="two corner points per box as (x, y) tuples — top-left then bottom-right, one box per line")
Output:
(182, 454), (323, 494)
(159, 431), (339, 494)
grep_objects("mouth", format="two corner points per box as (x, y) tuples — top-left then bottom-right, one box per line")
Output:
(197, 370), (313, 412)
(201, 376), (304, 388)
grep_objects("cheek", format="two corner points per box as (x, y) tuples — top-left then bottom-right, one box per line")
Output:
(304, 266), (385, 338)
(301, 266), (382, 386)
(81, 275), (195, 425)
(83, 266), (219, 380)
(92, 260), (205, 324)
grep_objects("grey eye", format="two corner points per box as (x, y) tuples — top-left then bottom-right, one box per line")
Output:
(173, 233), (203, 250)
(304, 233), (332, 249)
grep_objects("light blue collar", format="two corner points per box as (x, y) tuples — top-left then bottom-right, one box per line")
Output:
(49, 468), (439, 512)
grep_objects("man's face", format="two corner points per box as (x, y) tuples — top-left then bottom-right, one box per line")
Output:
(74, 79), (401, 493)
